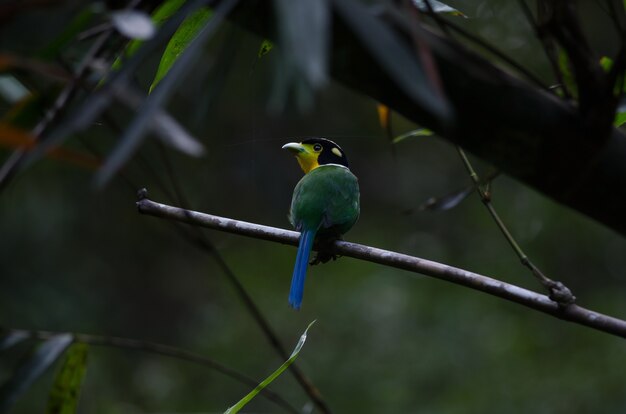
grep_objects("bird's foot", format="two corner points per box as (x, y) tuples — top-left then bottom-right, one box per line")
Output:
(310, 238), (340, 265)
(310, 251), (339, 265)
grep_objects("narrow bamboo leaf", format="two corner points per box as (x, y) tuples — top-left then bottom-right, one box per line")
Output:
(46, 343), (89, 414)
(558, 50), (578, 99)
(111, 10), (156, 40)
(377, 104), (390, 130)
(257, 39), (274, 58)
(419, 186), (473, 211)
(0, 334), (73, 413)
(413, 0), (467, 17)
(223, 321), (316, 414)
(615, 111), (626, 127)
(331, 0), (450, 122)
(0, 331), (29, 352)
(392, 128), (433, 144)
(149, 7), (213, 93)
(273, 0), (330, 88)
(0, 75), (29, 103)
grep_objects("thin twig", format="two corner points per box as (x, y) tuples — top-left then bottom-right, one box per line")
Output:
(135, 192), (626, 339)
(516, 0), (572, 99)
(455, 147), (575, 305)
(4, 328), (298, 413)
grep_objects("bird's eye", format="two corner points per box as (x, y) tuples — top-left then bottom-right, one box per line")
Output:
(313, 144), (323, 152)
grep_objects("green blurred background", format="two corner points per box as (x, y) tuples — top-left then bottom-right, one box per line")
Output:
(1, 0), (626, 413)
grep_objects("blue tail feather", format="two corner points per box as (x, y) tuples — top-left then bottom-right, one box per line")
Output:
(289, 229), (316, 310)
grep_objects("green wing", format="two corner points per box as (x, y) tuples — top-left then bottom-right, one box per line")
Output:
(290, 165), (360, 236)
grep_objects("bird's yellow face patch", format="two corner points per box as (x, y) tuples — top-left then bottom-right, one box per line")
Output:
(282, 142), (322, 174)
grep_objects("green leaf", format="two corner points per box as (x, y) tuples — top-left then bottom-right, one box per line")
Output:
(149, 7), (213, 93)
(223, 321), (316, 414)
(0, 334), (73, 413)
(600, 56), (613, 72)
(257, 39), (274, 58)
(558, 50), (577, 99)
(413, 0), (467, 17)
(46, 343), (89, 414)
(110, 0), (187, 72)
(615, 110), (626, 127)
(393, 128), (433, 144)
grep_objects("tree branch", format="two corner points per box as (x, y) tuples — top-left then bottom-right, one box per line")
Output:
(136, 191), (626, 340)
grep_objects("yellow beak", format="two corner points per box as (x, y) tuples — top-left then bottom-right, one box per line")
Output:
(282, 142), (306, 153)
(282, 142), (319, 174)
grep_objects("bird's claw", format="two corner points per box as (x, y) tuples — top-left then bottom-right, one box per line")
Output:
(310, 251), (339, 265)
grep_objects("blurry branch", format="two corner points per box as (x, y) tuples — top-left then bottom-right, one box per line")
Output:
(137, 192), (626, 340)
(456, 147), (575, 305)
(4, 328), (298, 414)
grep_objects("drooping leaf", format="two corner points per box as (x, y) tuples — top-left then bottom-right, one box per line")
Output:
(0, 331), (29, 352)
(223, 321), (316, 414)
(111, 10), (156, 40)
(392, 128), (434, 144)
(0, 334), (73, 413)
(149, 7), (213, 93)
(46, 343), (89, 414)
(558, 50), (578, 99)
(332, 0), (450, 122)
(419, 186), (473, 211)
(377, 104), (390, 130)
(0, 75), (30, 103)
(273, 0), (330, 89)
(413, 0), (467, 17)
(257, 39), (274, 58)
(615, 110), (626, 127)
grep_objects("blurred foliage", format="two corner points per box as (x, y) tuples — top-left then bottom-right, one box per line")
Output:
(1, 0), (626, 413)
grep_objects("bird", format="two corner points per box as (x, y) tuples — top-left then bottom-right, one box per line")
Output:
(282, 138), (360, 309)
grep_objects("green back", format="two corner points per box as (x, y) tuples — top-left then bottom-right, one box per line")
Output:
(290, 165), (360, 236)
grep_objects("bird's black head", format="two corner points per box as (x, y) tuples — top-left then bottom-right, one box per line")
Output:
(282, 137), (349, 174)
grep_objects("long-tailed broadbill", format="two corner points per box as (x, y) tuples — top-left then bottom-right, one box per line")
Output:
(282, 138), (360, 309)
